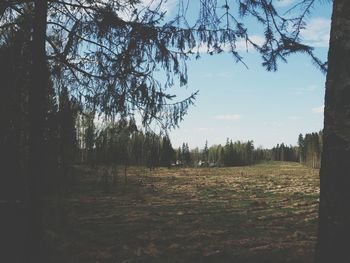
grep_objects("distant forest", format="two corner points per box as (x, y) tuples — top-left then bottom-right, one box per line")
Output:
(6, 84), (319, 171)
(75, 111), (323, 169)
(178, 131), (322, 169)
(50, 99), (325, 170)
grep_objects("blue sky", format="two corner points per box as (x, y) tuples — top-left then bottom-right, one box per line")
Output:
(158, 0), (333, 149)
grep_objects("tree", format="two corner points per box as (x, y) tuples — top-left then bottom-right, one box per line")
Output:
(224, 139), (234, 166)
(315, 1), (350, 262)
(298, 133), (305, 163)
(176, 147), (182, 164)
(191, 147), (201, 166)
(203, 140), (209, 162)
(160, 135), (174, 168)
(218, 147), (225, 167)
(26, 2), (49, 261)
(181, 142), (191, 166)
(0, 13), (33, 263)
(245, 140), (254, 164)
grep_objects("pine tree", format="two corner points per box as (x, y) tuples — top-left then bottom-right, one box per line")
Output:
(203, 140), (209, 163)
(298, 134), (305, 163)
(160, 136), (174, 168)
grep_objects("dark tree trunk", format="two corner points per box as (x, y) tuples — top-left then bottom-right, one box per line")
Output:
(26, 0), (48, 262)
(315, 1), (350, 262)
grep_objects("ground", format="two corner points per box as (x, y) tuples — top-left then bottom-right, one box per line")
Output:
(44, 161), (319, 263)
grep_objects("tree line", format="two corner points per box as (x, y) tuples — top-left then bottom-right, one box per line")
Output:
(40, 97), (176, 172)
(176, 132), (322, 168)
(73, 113), (324, 169)
(258, 132), (323, 168)
(80, 117), (175, 169)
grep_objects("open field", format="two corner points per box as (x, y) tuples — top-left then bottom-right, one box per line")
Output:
(44, 162), (320, 263)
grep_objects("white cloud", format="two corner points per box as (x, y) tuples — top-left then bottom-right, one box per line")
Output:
(214, 114), (241, 121)
(194, 19), (329, 53)
(141, 0), (177, 14)
(300, 18), (331, 48)
(117, 0), (176, 21)
(296, 84), (320, 95)
(195, 43), (219, 54)
(312, 105), (324, 114)
(235, 35), (265, 52)
(304, 85), (319, 92)
(194, 35), (264, 54)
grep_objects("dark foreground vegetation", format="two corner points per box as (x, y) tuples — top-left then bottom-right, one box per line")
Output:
(44, 162), (319, 263)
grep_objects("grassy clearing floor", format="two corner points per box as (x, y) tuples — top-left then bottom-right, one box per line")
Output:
(44, 162), (319, 263)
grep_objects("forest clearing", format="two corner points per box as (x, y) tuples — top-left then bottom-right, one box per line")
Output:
(44, 162), (319, 263)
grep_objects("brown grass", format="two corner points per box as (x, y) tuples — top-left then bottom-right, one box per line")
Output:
(44, 161), (319, 263)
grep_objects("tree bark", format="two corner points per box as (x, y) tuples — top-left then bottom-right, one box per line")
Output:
(26, 0), (48, 262)
(315, 0), (350, 262)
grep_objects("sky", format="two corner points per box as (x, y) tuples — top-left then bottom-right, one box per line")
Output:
(157, 0), (333, 149)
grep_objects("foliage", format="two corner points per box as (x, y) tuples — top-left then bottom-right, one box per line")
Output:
(270, 143), (299, 162)
(298, 131), (322, 168)
(1, 0), (326, 129)
(78, 116), (175, 168)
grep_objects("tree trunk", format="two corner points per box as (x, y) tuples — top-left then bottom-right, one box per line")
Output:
(26, 0), (48, 262)
(315, 1), (350, 262)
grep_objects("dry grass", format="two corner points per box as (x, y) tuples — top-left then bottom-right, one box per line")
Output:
(44, 161), (320, 263)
